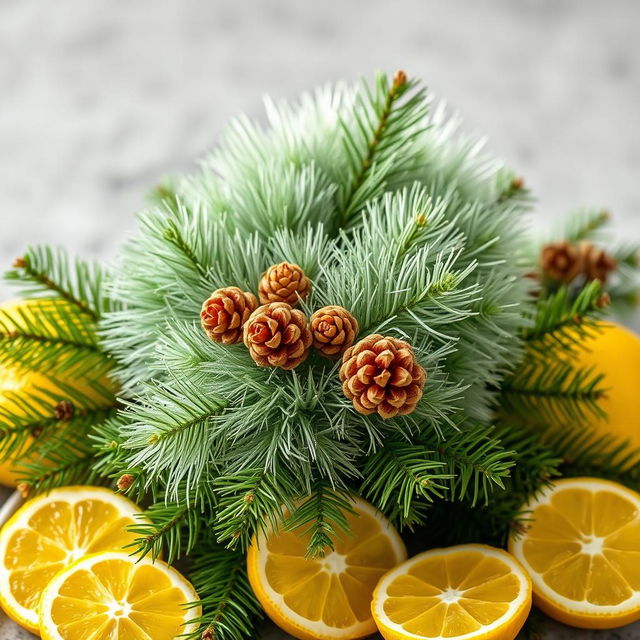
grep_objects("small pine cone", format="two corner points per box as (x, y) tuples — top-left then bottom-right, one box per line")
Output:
(541, 241), (582, 282)
(579, 242), (617, 283)
(310, 305), (359, 358)
(201, 287), (258, 344)
(339, 334), (426, 419)
(243, 302), (312, 370)
(116, 473), (135, 491)
(258, 262), (311, 306)
(54, 400), (75, 421)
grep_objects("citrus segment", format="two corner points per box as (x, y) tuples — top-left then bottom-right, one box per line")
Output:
(372, 544), (531, 640)
(509, 477), (640, 628)
(39, 551), (201, 640)
(0, 486), (144, 632)
(247, 496), (407, 640)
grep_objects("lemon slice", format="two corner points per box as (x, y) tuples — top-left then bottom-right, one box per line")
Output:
(39, 551), (201, 640)
(0, 485), (144, 632)
(509, 477), (640, 629)
(371, 544), (532, 640)
(247, 496), (407, 640)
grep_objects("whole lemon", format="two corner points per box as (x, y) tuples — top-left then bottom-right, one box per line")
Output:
(0, 298), (115, 487)
(572, 321), (640, 449)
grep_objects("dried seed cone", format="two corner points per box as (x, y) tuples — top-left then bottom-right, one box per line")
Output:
(541, 241), (582, 282)
(201, 287), (258, 344)
(579, 242), (617, 283)
(310, 305), (359, 358)
(340, 334), (426, 419)
(259, 262), (311, 306)
(244, 302), (312, 370)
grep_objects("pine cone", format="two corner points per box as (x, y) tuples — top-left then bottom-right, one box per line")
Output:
(579, 242), (617, 283)
(201, 287), (258, 344)
(258, 262), (311, 306)
(310, 305), (359, 358)
(339, 334), (426, 419)
(243, 302), (312, 370)
(541, 241), (582, 282)
(54, 400), (75, 421)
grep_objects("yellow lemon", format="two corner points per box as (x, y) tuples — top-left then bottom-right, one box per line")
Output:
(39, 551), (200, 640)
(247, 496), (407, 640)
(0, 485), (145, 633)
(509, 477), (640, 629)
(570, 322), (640, 450)
(371, 544), (532, 640)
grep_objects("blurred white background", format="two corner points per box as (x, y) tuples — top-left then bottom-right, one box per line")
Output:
(1, 0), (639, 304)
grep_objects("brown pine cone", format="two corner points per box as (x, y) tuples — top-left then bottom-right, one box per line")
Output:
(243, 302), (312, 370)
(579, 242), (617, 283)
(201, 287), (258, 344)
(541, 241), (582, 282)
(310, 306), (359, 358)
(258, 262), (311, 306)
(339, 334), (426, 419)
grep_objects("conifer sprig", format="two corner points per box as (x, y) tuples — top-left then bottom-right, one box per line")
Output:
(501, 358), (605, 426)
(213, 469), (299, 551)
(284, 483), (355, 559)
(183, 540), (262, 640)
(337, 71), (428, 226)
(0, 299), (112, 379)
(7, 246), (115, 319)
(521, 281), (607, 355)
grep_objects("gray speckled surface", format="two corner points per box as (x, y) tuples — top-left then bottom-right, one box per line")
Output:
(1, 0), (640, 638)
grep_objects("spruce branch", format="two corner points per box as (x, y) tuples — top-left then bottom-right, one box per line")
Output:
(7, 246), (114, 319)
(337, 71), (428, 226)
(183, 539), (262, 640)
(164, 218), (209, 279)
(522, 281), (607, 356)
(0, 299), (113, 379)
(501, 359), (606, 426)
(0, 379), (116, 462)
(361, 439), (452, 528)
(117, 377), (226, 498)
(428, 424), (515, 506)
(541, 422), (640, 491)
(127, 498), (206, 563)
(560, 208), (610, 244)
(213, 469), (299, 551)
(16, 430), (98, 495)
(284, 482), (355, 558)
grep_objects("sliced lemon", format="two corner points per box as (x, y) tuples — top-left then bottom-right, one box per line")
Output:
(372, 544), (532, 640)
(39, 551), (201, 640)
(509, 477), (640, 629)
(0, 485), (145, 633)
(247, 496), (407, 640)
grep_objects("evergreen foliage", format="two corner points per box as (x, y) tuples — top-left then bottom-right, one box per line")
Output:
(2, 71), (639, 639)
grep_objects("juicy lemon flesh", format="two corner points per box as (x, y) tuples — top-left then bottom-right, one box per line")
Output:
(5, 498), (138, 613)
(48, 557), (191, 640)
(521, 487), (640, 606)
(382, 550), (520, 637)
(264, 507), (401, 629)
